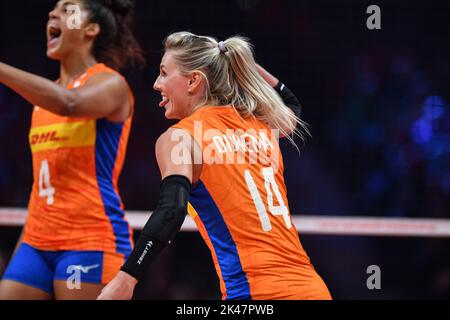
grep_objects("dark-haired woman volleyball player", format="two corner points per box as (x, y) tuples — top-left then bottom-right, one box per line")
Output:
(0, 0), (144, 300)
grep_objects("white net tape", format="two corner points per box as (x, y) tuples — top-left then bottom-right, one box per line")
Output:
(1, 208), (450, 237)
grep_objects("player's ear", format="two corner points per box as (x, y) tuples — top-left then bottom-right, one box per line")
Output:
(85, 23), (100, 39)
(187, 71), (204, 94)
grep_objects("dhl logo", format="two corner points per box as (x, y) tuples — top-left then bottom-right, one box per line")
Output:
(29, 121), (96, 152)
(30, 131), (69, 145)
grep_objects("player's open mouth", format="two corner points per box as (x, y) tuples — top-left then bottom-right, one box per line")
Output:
(47, 24), (62, 47)
(159, 95), (169, 108)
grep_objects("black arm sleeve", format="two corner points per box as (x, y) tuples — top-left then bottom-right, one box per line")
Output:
(273, 81), (302, 119)
(120, 175), (191, 281)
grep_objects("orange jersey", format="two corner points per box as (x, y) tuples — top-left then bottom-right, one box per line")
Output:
(23, 63), (134, 256)
(173, 106), (331, 300)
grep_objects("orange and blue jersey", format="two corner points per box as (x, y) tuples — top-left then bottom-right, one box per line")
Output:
(22, 63), (134, 257)
(173, 106), (331, 300)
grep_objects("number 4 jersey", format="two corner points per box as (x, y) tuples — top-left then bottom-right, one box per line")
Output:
(23, 64), (134, 257)
(172, 106), (331, 300)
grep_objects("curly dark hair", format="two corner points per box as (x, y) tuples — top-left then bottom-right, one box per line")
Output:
(82, 0), (145, 70)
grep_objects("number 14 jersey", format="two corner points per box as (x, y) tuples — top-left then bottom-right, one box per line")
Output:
(173, 106), (331, 300)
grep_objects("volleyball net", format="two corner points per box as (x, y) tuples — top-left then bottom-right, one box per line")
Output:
(1, 208), (449, 238)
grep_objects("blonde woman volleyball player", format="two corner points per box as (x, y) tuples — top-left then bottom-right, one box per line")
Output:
(98, 32), (331, 300)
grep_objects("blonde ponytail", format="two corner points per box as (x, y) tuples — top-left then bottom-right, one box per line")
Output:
(164, 31), (310, 146)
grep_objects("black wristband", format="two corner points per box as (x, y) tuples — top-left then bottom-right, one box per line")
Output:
(273, 81), (284, 93)
(273, 81), (302, 118)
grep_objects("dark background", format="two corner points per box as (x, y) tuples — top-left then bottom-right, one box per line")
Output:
(0, 0), (449, 299)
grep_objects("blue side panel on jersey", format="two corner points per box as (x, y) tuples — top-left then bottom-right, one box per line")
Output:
(189, 180), (252, 300)
(95, 119), (132, 256)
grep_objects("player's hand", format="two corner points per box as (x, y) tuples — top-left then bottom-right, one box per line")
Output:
(97, 271), (138, 300)
(255, 64), (279, 87)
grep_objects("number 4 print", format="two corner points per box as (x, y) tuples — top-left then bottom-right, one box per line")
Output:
(245, 167), (292, 232)
(39, 159), (55, 205)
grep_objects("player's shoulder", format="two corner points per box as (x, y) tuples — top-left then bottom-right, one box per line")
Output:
(85, 69), (126, 87)
(82, 63), (127, 89)
(157, 127), (193, 149)
(173, 106), (230, 129)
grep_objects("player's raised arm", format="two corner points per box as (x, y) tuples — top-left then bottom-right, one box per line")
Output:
(256, 63), (303, 124)
(0, 62), (130, 121)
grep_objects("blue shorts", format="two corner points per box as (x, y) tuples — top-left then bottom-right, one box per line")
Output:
(2, 243), (126, 294)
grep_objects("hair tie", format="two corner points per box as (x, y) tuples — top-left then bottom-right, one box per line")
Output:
(218, 41), (228, 53)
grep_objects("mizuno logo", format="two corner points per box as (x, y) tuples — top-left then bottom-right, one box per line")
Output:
(70, 264), (100, 274)
(66, 264), (100, 290)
